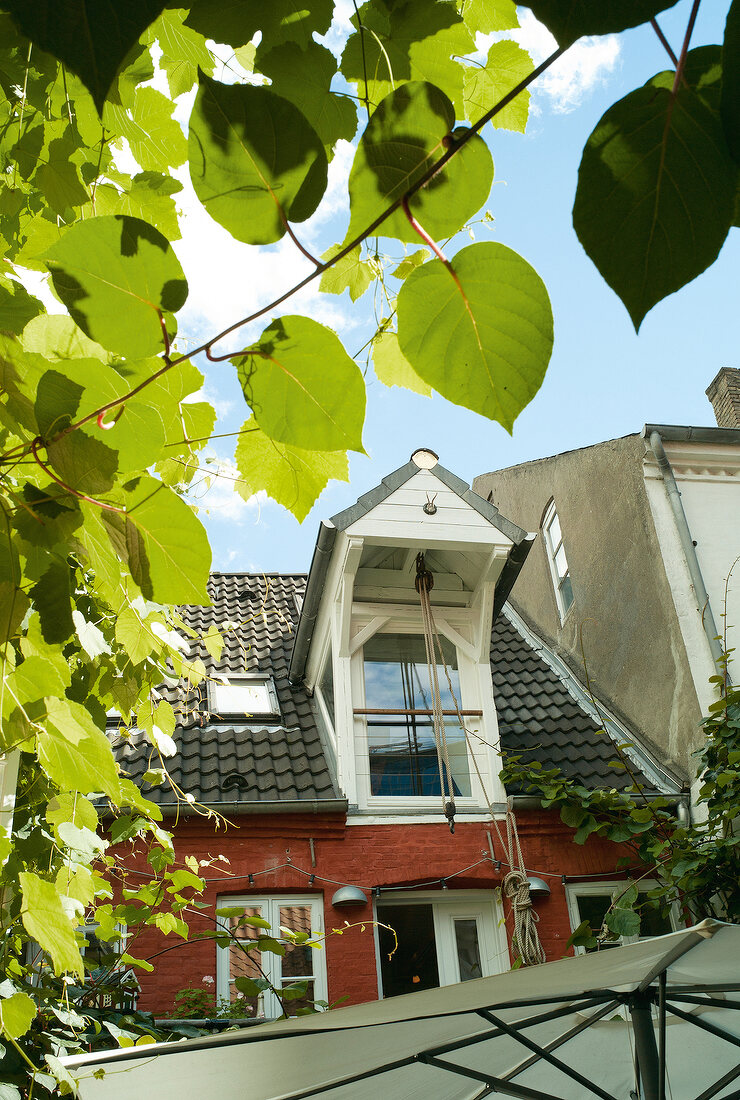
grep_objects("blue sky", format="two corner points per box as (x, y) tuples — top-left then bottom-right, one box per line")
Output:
(171, 2), (739, 575)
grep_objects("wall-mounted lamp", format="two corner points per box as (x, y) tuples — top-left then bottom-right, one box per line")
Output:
(331, 886), (368, 909)
(527, 875), (551, 900)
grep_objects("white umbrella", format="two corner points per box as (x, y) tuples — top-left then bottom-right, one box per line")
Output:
(64, 921), (740, 1100)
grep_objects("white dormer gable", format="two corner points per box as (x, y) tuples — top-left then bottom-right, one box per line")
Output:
(291, 451), (534, 822)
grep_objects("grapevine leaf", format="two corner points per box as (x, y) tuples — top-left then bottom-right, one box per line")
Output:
(33, 138), (90, 215)
(573, 83), (737, 330)
(21, 315), (113, 362)
(235, 316), (365, 452)
(189, 74), (328, 244)
(463, 41), (532, 133)
(458, 0), (519, 34)
(185, 0), (332, 51)
(604, 907), (641, 938)
(346, 82), (493, 244)
(722, 0), (740, 162)
(147, 8), (214, 99)
(124, 475), (211, 605)
(95, 171), (184, 242)
(0, 278), (44, 334)
(2, 0), (168, 113)
(515, 1), (679, 48)
(45, 215), (188, 358)
(372, 331), (431, 396)
(29, 563), (74, 645)
(39, 697), (121, 802)
(0, 990), (36, 1040)
(115, 608), (158, 665)
(397, 241), (553, 431)
(391, 249), (429, 279)
(320, 245), (375, 301)
(46, 430), (119, 496)
(256, 41), (358, 154)
(20, 872), (83, 978)
(234, 417), (349, 523)
(341, 0), (474, 115)
(103, 87), (187, 171)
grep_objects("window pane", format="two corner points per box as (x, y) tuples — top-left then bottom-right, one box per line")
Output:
(364, 634), (470, 798)
(278, 979), (315, 1015)
(559, 574), (574, 612)
(378, 905), (439, 998)
(546, 510), (562, 547)
(575, 895), (618, 951)
(553, 545), (568, 580)
(229, 906), (263, 994)
(639, 905), (673, 938)
(454, 919), (482, 982)
(213, 681), (276, 716)
(319, 650), (335, 725)
(279, 905), (314, 979)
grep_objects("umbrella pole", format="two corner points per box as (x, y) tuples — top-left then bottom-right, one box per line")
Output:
(629, 992), (661, 1100)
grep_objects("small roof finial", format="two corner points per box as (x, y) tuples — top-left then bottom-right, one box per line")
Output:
(410, 447), (439, 470)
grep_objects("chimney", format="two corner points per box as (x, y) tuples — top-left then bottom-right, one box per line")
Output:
(706, 367), (740, 429)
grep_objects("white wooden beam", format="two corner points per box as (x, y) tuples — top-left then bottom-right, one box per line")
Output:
(435, 617), (477, 662)
(337, 538), (364, 657)
(349, 615), (390, 656)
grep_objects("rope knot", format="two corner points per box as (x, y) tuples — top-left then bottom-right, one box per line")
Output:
(415, 552), (434, 594)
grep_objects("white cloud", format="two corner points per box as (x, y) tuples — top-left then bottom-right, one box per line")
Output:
(478, 11), (621, 115)
(188, 453), (267, 523)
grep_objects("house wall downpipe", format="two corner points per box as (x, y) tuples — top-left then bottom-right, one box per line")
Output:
(647, 430), (726, 675)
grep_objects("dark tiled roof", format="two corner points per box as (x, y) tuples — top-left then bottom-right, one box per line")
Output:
(113, 574), (340, 807)
(114, 573), (666, 808)
(492, 614), (652, 791)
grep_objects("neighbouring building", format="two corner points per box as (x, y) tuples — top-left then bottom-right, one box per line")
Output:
(473, 367), (740, 783)
(110, 449), (684, 1019)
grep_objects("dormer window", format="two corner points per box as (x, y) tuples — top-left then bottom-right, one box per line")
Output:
(360, 633), (471, 798)
(210, 676), (280, 721)
(542, 501), (573, 620)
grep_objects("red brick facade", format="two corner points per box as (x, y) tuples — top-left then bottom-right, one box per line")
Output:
(116, 809), (629, 1015)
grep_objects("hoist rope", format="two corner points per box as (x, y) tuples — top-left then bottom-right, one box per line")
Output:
(414, 553), (546, 965)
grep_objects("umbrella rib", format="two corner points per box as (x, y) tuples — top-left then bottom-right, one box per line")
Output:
(663, 1002), (740, 1049)
(417, 1053), (571, 1100)
(637, 930), (709, 993)
(478, 1008), (620, 1100)
(667, 994), (740, 1010)
(501, 1000), (621, 1084)
(693, 1063), (740, 1100)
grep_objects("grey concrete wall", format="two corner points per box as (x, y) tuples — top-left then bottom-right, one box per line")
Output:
(474, 435), (700, 780)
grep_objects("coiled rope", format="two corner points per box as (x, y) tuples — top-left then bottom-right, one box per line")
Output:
(493, 810), (546, 966)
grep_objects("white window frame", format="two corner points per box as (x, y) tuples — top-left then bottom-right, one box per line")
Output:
(373, 890), (509, 996)
(542, 500), (574, 622)
(351, 620), (490, 813)
(209, 675), (280, 721)
(216, 895), (327, 1018)
(565, 881), (680, 953)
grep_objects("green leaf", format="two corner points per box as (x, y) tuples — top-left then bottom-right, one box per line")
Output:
(234, 977), (267, 997)
(46, 792), (98, 834)
(3, 0), (168, 113)
(148, 8), (214, 99)
(605, 907), (641, 938)
(95, 171), (184, 242)
(391, 249), (429, 279)
(189, 75), (328, 245)
(341, 0), (474, 115)
(346, 82), (493, 245)
(30, 563), (74, 645)
(34, 138), (90, 215)
(516, 1), (679, 48)
(115, 608), (158, 664)
(463, 41), (532, 133)
(372, 331), (431, 396)
(320, 245), (375, 301)
(234, 417), (349, 523)
(104, 87), (187, 172)
(47, 430), (119, 496)
(257, 936), (286, 956)
(573, 82), (738, 330)
(0, 990), (36, 1040)
(124, 475), (211, 604)
(722, 0), (740, 162)
(20, 872), (83, 977)
(21, 314), (112, 362)
(458, 0), (519, 34)
(256, 41), (358, 154)
(39, 697), (121, 802)
(236, 316), (366, 452)
(397, 241), (553, 431)
(0, 277), (43, 333)
(185, 0), (332, 51)
(560, 803), (587, 828)
(45, 215), (188, 358)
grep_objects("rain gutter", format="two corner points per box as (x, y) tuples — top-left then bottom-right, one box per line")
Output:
(288, 521), (337, 684)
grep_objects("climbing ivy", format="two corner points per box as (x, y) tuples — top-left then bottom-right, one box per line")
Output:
(0, 0), (737, 1093)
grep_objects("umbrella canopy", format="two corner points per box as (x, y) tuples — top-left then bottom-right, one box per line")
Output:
(64, 922), (740, 1100)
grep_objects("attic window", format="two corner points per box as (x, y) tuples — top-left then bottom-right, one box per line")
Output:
(542, 500), (574, 620)
(210, 677), (280, 721)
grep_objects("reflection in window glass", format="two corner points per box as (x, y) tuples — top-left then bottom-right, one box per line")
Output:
(318, 648), (335, 726)
(363, 634), (470, 797)
(454, 919), (482, 981)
